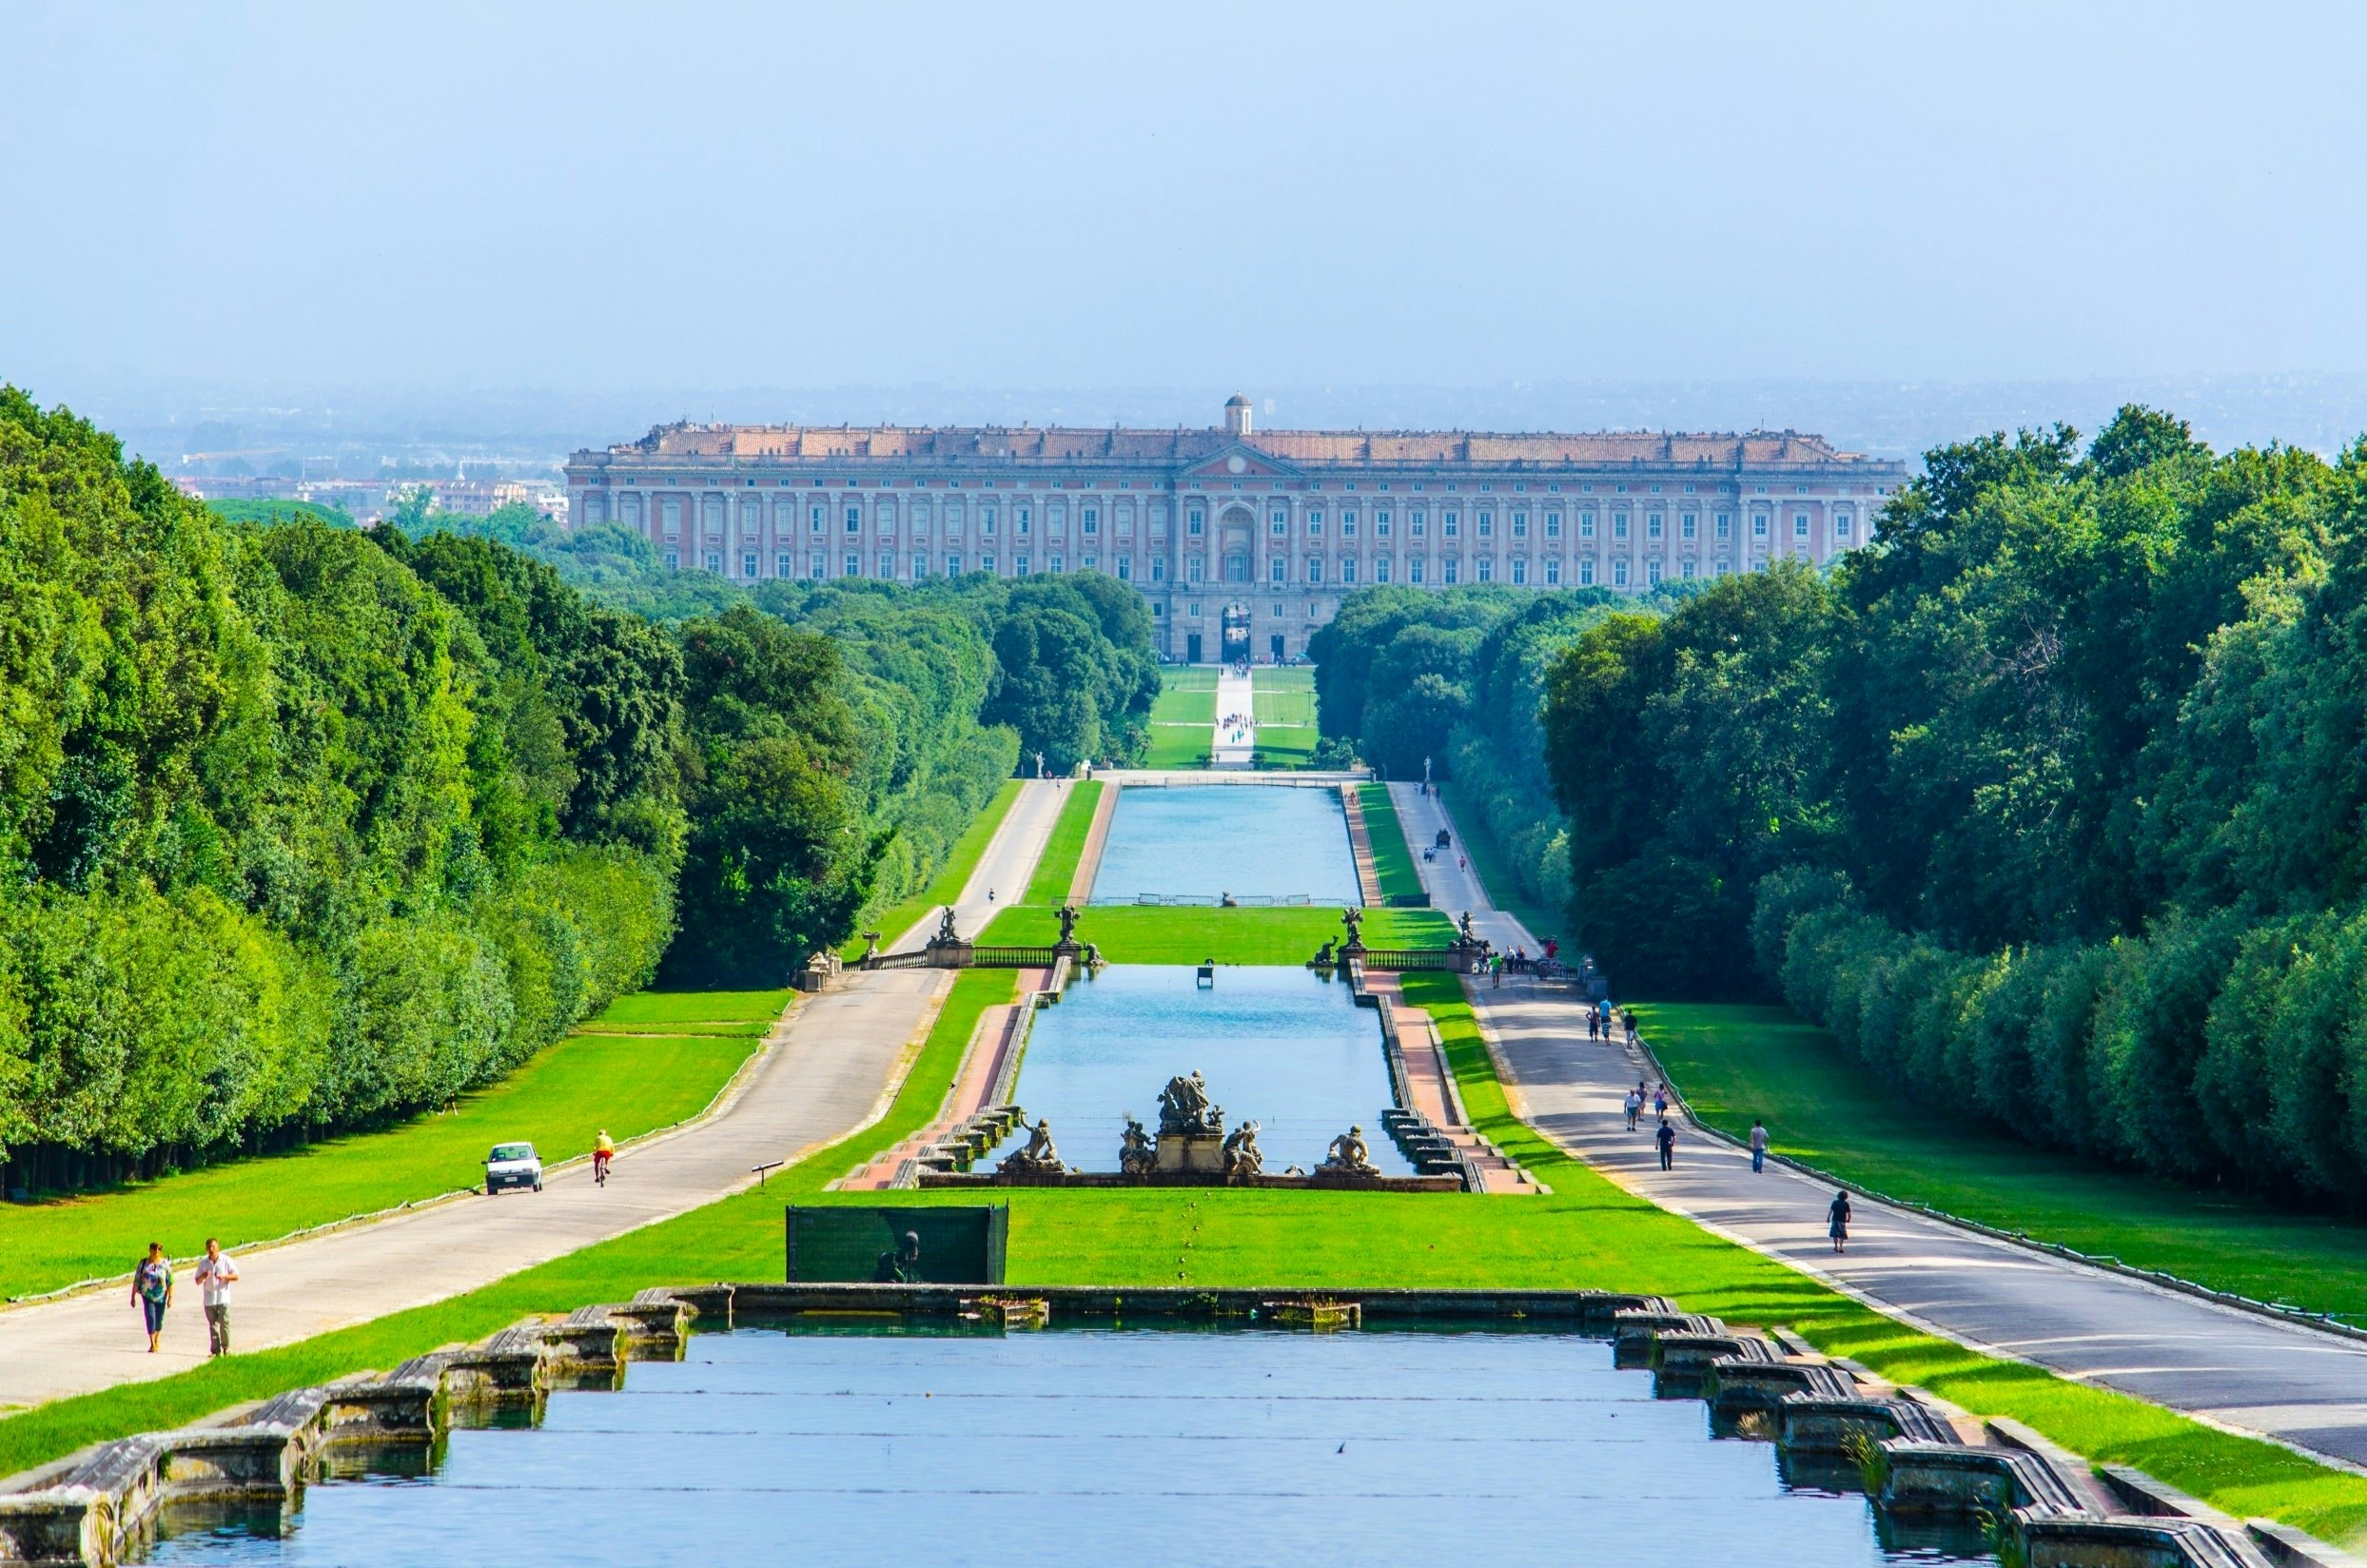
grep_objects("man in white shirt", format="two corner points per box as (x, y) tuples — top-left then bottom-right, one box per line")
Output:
(193, 1238), (239, 1356)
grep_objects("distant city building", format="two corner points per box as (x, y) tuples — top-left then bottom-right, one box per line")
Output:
(564, 397), (1911, 661)
(171, 475), (394, 524)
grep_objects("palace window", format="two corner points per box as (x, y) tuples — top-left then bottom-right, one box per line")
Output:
(1681, 513), (1696, 539)
(1443, 513), (1459, 538)
(845, 507), (860, 532)
(1579, 512), (1595, 538)
(982, 552), (997, 575)
(1188, 510), (1204, 536)
(1647, 513), (1663, 539)
(1117, 557), (1132, 580)
(1151, 558), (1166, 582)
(843, 553), (859, 577)
(1680, 559), (1696, 580)
(1752, 513), (1770, 537)
(1613, 514), (1630, 539)
(1409, 558), (1425, 583)
(1715, 512), (1731, 539)
(1835, 510), (1853, 539)
(809, 551), (824, 578)
(1016, 555), (1031, 577)
(1341, 559), (1357, 584)
(1082, 508), (1098, 534)
(1050, 554), (1066, 573)
(878, 552), (895, 578)
(913, 553), (929, 578)
(1376, 558), (1392, 582)
(663, 549), (680, 570)
(1017, 508), (1032, 535)
(1578, 559), (1594, 586)
(948, 554), (963, 575)
(1341, 510), (1357, 536)
(1271, 510), (1286, 531)
(697, 550), (717, 573)
(1510, 559), (1526, 584)
(1613, 559), (1629, 586)
(1545, 513), (1561, 538)
(1715, 559), (1731, 577)
(1511, 512), (1527, 538)
(775, 552), (792, 578)
(741, 553), (757, 578)
(1187, 557), (1203, 582)
(1794, 513), (1809, 538)
(1477, 512), (1494, 538)
(1307, 559), (1322, 583)
(1411, 511), (1427, 536)
(1477, 559), (1494, 582)
(1443, 559), (1459, 584)
(1376, 511), (1391, 536)
(1544, 559), (1561, 585)
(1270, 557), (1285, 583)
(1647, 559), (1663, 585)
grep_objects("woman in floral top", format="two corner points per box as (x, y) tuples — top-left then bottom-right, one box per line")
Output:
(130, 1242), (173, 1352)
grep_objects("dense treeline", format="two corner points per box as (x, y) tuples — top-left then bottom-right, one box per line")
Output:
(1546, 406), (2367, 1203)
(2, 391), (1159, 1190)
(1, 393), (680, 1191)
(1310, 584), (1656, 920)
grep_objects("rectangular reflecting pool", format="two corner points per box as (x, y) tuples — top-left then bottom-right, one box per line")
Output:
(140, 1325), (1996, 1567)
(1008, 965), (1410, 1174)
(1089, 785), (1360, 905)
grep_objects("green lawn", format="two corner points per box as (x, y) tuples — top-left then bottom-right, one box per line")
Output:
(1144, 725), (1213, 769)
(1251, 726), (1317, 768)
(839, 781), (1022, 960)
(1252, 667), (1316, 727)
(14, 965), (2367, 1547)
(1636, 1000), (2367, 1326)
(4, 989), (790, 1303)
(1358, 784), (1423, 902)
(1438, 779), (1564, 941)
(982, 904), (1453, 964)
(1020, 779), (1103, 905)
(1150, 667), (1218, 725)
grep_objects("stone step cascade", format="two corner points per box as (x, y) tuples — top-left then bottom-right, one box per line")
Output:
(1338, 784), (1386, 905)
(5, 1284), (2343, 1568)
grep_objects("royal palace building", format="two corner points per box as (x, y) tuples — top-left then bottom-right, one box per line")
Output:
(564, 396), (1913, 662)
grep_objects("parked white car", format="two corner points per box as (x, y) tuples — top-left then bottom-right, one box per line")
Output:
(484, 1141), (543, 1195)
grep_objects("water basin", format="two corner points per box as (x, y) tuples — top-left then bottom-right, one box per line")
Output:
(1089, 785), (1360, 905)
(1009, 966), (1410, 1173)
(139, 1325), (1997, 1567)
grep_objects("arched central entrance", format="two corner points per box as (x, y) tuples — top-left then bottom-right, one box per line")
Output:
(1221, 602), (1251, 663)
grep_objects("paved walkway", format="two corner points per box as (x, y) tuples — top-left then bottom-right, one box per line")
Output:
(1397, 784), (2367, 1471)
(0, 783), (1066, 1412)
(1212, 664), (1255, 766)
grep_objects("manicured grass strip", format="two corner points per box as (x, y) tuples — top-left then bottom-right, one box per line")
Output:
(0, 969), (1018, 1478)
(5, 1017), (779, 1302)
(1250, 667), (1316, 727)
(1636, 1000), (2367, 1325)
(1252, 726), (1317, 769)
(1144, 726), (1213, 770)
(839, 781), (1022, 960)
(1438, 779), (1564, 942)
(593, 990), (791, 1027)
(980, 904), (1453, 965)
(1357, 784), (1423, 902)
(1019, 779), (1103, 906)
(1150, 669), (1217, 726)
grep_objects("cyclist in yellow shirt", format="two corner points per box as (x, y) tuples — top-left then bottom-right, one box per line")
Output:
(594, 1129), (615, 1186)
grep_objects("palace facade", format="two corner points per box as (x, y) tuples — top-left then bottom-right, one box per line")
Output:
(563, 397), (1912, 661)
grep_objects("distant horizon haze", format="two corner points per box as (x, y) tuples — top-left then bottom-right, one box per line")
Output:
(5, 1), (2366, 403)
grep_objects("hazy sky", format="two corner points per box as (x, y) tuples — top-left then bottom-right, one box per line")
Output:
(7, 1), (2366, 399)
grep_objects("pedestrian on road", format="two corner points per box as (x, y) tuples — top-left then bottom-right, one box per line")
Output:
(1655, 1117), (1676, 1171)
(594, 1128), (616, 1186)
(1749, 1118), (1769, 1174)
(1653, 1084), (1668, 1120)
(193, 1238), (238, 1356)
(1624, 1088), (1641, 1130)
(1586, 1010), (1598, 1041)
(1828, 1189), (1853, 1253)
(130, 1243), (172, 1353)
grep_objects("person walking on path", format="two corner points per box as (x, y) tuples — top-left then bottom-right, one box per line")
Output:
(130, 1243), (173, 1353)
(594, 1128), (616, 1186)
(1655, 1117), (1676, 1171)
(1749, 1118), (1770, 1174)
(1653, 1084), (1669, 1121)
(193, 1238), (239, 1357)
(1828, 1189), (1853, 1253)
(1624, 1088), (1641, 1131)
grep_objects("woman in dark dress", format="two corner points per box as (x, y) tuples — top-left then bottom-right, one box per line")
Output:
(1828, 1190), (1853, 1254)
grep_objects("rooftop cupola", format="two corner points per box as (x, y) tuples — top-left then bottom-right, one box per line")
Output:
(1223, 393), (1252, 438)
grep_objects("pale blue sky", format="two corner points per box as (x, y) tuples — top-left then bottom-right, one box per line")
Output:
(5, 1), (2364, 398)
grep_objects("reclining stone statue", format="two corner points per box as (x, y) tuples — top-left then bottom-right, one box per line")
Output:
(1320, 1125), (1377, 1176)
(1157, 1069), (1223, 1137)
(999, 1117), (1067, 1176)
